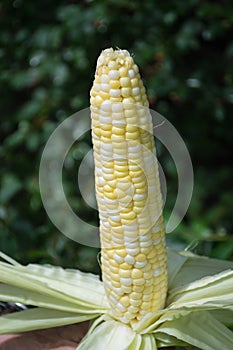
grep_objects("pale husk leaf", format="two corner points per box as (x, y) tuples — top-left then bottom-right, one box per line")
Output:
(167, 249), (233, 289)
(154, 310), (233, 350)
(77, 320), (137, 350)
(167, 269), (233, 309)
(0, 284), (96, 314)
(0, 252), (109, 311)
(0, 307), (98, 334)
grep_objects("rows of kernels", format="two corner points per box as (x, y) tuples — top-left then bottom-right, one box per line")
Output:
(91, 49), (167, 326)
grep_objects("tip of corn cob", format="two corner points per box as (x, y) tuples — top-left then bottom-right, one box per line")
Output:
(90, 48), (149, 108)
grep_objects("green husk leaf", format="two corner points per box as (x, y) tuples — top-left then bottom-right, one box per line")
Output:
(139, 334), (157, 350)
(77, 320), (137, 350)
(127, 333), (142, 350)
(154, 310), (233, 350)
(209, 309), (233, 327)
(167, 249), (188, 289)
(0, 252), (109, 311)
(0, 283), (97, 314)
(0, 307), (98, 334)
(155, 332), (187, 348)
(167, 269), (233, 309)
(168, 249), (233, 289)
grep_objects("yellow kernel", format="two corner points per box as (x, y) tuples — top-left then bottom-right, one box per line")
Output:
(124, 311), (136, 320)
(135, 253), (146, 262)
(100, 91), (109, 100)
(111, 134), (125, 142)
(93, 128), (101, 137)
(119, 67), (128, 77)
(147, 249), (157, 259)
(111, 97), (122, 103)
(109, 265), (119, 274)
(94, 96), (103, 105)
(110, 80), (121, 89)
(103, 184), (114, 193)
(126, 125), (139, 133)
(120, 295), (130, 307)
(144, 271), (153, 279)
(141, 263), (152, 272)
(116, 249), (127, 258)
(120, 262), (132, 270)
(124, 109), (135, 118)
(128, 306), (138, 314)
(143, 294), (152, 302)
(133, 285), (144, 293)
(130, 299), (141, 307)
(120, 211), (136, 220)
(101, 124), (112, 131)
(141, 301), (151, 310)
(114, 164), (128, 172)
(131, 268), (143, 279)
(133, 278), (145, 286)
(144, 285), (153, 295)
(104, 192), (116, 200)
(103, 173), (115, 181)
(112, 280), (121, 288)
(140, 247), (151, 255)
(122, 286), (132, 293)
(121, 87), (131, 97)
(130, 292), (142, 300)
(119, 269), (131, 278)
(126, 132), (140, 140)
(112, 126), (125, 135)
(108, 219), (121, 228)
(112, 226), (124, 234)
(131, 78), (139, 87)
(120, 77), (130, 87)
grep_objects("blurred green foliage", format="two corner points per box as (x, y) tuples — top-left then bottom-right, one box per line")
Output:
(1, 0), (233, 272)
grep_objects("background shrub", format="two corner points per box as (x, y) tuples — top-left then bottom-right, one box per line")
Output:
(1, 0), (233, 272)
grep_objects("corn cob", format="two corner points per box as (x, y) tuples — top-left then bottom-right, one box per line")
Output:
(90, 48), (167, 326)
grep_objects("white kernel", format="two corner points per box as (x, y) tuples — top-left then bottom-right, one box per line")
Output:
(153, 237), (162, 244)
(123, 97), (135, 104)
(109, 294), (117, 304)
(93, 83), (100, 91)
(133, 193), (147, 201)
(112, 103), (123, 112)
(152, 224), (163, 234)
(111, 215), (121, 222)
(113, 252), (124, 263)
(100, 83), (110, 92)
(100, 74), (109, 83)
(98, 177), (106, 186)
(126, 247), (140, 256)
(132, 87), (140, 95)
(116, 302), (126, 312)
(140, 240), (153, 247)
(114, 288), (124, 295)
(120, 277), (132, 286)
(124, 255), (135, 264)
(100, 100), (111, 111)
(126, 241), (138, 249)
(139, 234), (151, 242)
(108, 70), (119, 79)
(128, 69), (136, 78)
(110, 89), (121, 97)
(153, 268), (162, 276)
(135, 261), (147, 268)
(128, 306), (138, 313)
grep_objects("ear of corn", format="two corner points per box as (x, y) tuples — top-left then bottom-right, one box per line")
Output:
(90, 48), (167, 326)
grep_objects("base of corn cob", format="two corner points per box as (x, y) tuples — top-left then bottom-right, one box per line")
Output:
(90, 48), (167, 326)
